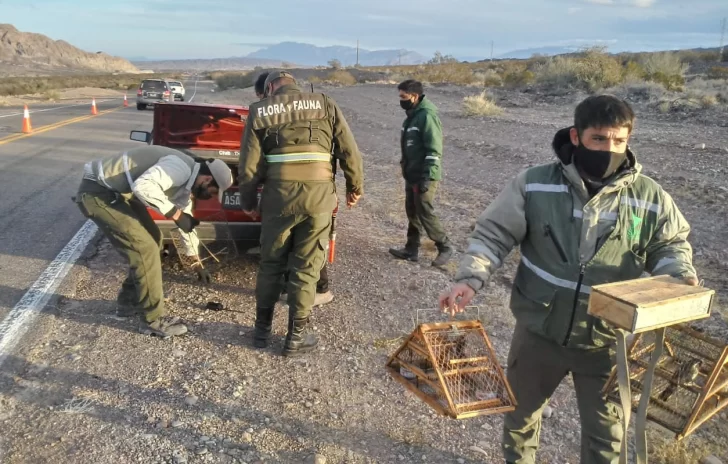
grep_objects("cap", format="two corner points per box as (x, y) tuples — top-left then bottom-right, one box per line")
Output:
(263, 70), (297, 95)
(207, 159), (233, 203)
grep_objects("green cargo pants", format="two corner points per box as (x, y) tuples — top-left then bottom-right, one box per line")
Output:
(75, 179), (165, 323)
(405, 181), (448, 248)
(256, 212), (331, 320)
(503, 324), (623, 464)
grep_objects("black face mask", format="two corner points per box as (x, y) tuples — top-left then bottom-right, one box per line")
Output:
(400, 98), (414, 110)
(193, 183), (213, 200)
(573, 144), (627, 181)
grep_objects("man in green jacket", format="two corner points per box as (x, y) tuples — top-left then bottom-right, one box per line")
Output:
(389, 79), (453, 267)
(238, 70), (364, 356)
(439, 94), (698, 464)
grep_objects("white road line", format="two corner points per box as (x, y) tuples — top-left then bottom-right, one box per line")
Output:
(0, 99), (119, 119)
(0, 219), (98, 367)
(187, 78), (199, 102)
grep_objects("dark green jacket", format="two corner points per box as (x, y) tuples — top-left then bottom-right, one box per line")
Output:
(400, 95), (443, 183)
(237, 83), (364, 215)
(454, 127), (696, 349)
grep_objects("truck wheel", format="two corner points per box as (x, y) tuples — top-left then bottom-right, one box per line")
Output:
(137, 103), (146, 110)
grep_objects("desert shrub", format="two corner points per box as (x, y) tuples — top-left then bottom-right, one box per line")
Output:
(409, 63), (478, 85)
(640, 52), (688, 91)
(462, 91), (502, 116)
(214, 72), (254, 91)
(473, 69), (502, 87)
(622, 61), (647, 83)
(326, 70), (357, 85)
(503, 69), (536, 87)
(533, 47), (624, 92)
(43, 90), (61, 101)
(707, 66), (728, 79)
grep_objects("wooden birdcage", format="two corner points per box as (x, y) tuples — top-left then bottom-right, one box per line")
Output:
(385, 319), (517, 419)
(602, 324), (728, 440)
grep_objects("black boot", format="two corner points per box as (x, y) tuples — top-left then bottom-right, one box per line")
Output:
(252, 307), (274, 348)
(388, 243), (419, 262)
(282, 316), (318, 357)
(432, 240), (454, 267)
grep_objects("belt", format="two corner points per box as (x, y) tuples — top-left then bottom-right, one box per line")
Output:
(266, 162), (333, 182)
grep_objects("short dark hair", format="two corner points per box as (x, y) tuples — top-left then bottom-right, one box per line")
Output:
(254, 72), (270, 95)
(397, 79), (423, 95)
(574, 94), (635, 136)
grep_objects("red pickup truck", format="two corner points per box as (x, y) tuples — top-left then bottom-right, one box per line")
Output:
(129, 101), (263, 252)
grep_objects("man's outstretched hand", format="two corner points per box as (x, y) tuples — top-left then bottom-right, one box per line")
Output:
(438, 283), (476, 318)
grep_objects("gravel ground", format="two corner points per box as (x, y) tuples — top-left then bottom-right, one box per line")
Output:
(1, 83), (727, 464)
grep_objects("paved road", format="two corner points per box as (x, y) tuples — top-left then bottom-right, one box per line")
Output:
(0, 78), (205, 325)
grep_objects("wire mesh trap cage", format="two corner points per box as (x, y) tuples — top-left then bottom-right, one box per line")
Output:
(602, 323), (728, 440)
(168, 211), (239, 270)
(385, 308), (517, 419)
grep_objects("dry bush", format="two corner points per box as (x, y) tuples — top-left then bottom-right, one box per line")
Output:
(326, 70), (357, 85)
(534, 47), (624, 92)
(622, 61), (647, 83)
(409, 63), (478, 85)
(473, 69), (503, 87)
(707, 66), (728, 80)
(43, 89), (61, 101)
(462, 91), (503, 117)
(647, 430), (717, 464)
(214, 72), (254, 91)
(640, 52), (688, 91)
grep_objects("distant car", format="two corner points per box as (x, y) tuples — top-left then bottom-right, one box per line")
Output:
(136, 78), (173, 110)
(167, 80), (186, 100)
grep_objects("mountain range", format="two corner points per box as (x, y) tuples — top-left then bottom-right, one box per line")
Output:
(131, 42), (428, 70)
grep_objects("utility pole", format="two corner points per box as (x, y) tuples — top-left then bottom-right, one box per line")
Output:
(490, 41), (494, 61)
(356, 39), (359, 67)
(719, 17), (727, 62)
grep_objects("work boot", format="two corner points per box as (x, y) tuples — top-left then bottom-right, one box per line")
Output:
(139, 315), (188, 338)
(388, 245), (419, 262)
(113, 304), (141, 320)
(432, 241), (454, 267)
(313, 291), (334, 307)
(282, 317), (318, 357)
(252, 307), (274, 348)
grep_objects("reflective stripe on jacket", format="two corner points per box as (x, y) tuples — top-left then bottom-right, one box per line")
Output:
(455, 131), (696, 349)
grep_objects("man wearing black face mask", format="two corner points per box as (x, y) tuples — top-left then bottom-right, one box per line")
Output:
(74, 145), (233, 338)
(439, 94), (698, 464)
(389, 79), (453, 267)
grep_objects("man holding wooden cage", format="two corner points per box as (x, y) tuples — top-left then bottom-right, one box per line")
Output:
(439, 94), (698, 464)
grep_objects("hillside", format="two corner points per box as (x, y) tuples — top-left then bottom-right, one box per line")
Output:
(0, 24), (139, 76)
(247, 41), (426, 66)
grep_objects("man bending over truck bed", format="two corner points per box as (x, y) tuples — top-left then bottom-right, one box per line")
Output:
(74, 145), (233, 338)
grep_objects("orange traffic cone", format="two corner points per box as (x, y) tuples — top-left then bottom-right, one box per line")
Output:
(91, 98), (98, 115)
(22, 105), (32, 133)
(123, 94), (128, 107)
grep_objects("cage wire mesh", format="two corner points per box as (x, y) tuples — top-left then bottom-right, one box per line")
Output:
(386, 307), (516, 419)
(602, 323), (728, 439)
(168, 210), (238, 270)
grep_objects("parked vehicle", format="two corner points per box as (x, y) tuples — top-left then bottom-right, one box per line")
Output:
(136, 78), (173, 110)
(129, 101), (262, 252)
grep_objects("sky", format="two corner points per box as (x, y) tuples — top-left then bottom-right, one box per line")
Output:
(0, 0), (726, 61)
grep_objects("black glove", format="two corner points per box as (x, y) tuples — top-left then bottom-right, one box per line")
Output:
(195, 266), (212, 284)
(174, 212), (200, 233)
(419, 179), (431, 194)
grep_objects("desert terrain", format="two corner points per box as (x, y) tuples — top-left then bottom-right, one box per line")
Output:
(0, 71), (727, 464)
